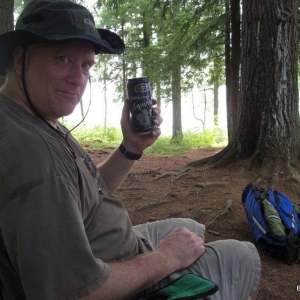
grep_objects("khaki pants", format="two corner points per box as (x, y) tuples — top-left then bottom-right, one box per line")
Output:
(134, 218), (261, 300)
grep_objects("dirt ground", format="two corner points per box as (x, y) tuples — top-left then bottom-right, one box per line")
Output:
(91, 147), (300, 300)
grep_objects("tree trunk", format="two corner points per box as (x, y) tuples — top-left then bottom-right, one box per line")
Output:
(188, 0), (299, 189)
(0, 0), (14, 86)
(229, 0), (240, 139)
(0, 0), (13, 33)
(121, 22), (127, 101)
(172, 64), (182, 138)
(239, 0), (300, 187)
(213, 81), (219, 127)
(156, 81), (161, 109)
(103, 75), (108, 129)
(224, 0), (241, 142)
(224, 0), (232, 139)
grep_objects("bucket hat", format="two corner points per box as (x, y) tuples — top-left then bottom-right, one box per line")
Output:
(0, 0), (125, 75)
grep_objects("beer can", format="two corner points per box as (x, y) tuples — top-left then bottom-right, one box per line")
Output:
(127, 77), (155, 135)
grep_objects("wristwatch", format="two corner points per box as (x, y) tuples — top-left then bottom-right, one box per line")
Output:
(119, 143), (143, 160)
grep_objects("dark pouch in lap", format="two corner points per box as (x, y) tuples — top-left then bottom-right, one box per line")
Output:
(139, 273), (219, 300)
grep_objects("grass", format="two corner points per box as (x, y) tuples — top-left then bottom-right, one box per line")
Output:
(63, 122), (228, 156)
(145, 128), (227, 155)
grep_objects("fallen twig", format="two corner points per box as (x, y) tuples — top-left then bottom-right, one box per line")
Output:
(152, 172), (174, 181)
(187, 207), (216, 220)
(207, 229), (221, 236)
(141, 168), (162, 175)
(205, 199), (233, 230)
(164, 191), (179, 198)
(172, 172), (188, 182)
(195, 182), (227, 190)
(117, 187), (147, 192)
(130, 200), (171, 212)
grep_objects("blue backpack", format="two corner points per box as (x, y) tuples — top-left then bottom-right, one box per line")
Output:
(242, 183), (300, 264)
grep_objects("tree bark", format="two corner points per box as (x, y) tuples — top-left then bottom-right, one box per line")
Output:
(0, 0), (13, 34)
(188, 0), (299, 189)
(172, 64), (182, 138)
(0, 0), (13, 86)
(241, 0), (300, 187)
(224, 0), (232, 139)
(225, 0), (241, 142)
(213, 80), (219, 126)
(229, 0), (240, 140)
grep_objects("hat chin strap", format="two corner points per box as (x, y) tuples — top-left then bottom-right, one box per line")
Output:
(21, 46), (47, 123)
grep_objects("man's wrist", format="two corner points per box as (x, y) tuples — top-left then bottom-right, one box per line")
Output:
(119, 143), (143, 160)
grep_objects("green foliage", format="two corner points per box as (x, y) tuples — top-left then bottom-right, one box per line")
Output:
(95, 0), (228, 99)
(68, 124), (227, 155)
(65, 123), (123, 149)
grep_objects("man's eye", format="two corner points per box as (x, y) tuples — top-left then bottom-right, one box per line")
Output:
(57, 56), (69, 63)
(82, 63), (91, 71)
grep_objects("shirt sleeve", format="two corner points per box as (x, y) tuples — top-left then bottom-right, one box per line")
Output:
(1, 175), (110, 300)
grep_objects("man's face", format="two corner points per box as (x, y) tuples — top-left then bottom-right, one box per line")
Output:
(21, 40), (95, 123)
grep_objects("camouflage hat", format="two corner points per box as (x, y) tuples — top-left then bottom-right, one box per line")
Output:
(0, 0), (125, 75)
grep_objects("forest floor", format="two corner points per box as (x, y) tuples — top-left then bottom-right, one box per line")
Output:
(91, 147), (300, 300)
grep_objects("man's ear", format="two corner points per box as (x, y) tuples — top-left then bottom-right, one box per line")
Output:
(13, 47), (24, 76)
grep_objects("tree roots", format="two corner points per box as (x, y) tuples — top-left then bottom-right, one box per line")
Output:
(186, 145), (238, 169)
(186, 144), (300, 193)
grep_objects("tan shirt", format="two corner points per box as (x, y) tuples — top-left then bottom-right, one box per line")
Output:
(0, 93), (147, 300)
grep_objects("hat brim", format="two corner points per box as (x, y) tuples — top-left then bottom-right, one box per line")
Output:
(0, 28), (125, 76)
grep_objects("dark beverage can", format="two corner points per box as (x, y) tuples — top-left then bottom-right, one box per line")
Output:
(127, 77), (155, 135)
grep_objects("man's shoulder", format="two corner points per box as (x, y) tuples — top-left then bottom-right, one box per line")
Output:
(0, 97), (63, 198)
(0, 99), (52, 157)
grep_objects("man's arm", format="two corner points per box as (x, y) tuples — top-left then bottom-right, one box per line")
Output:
(82, 227), (205, 300)
(97, 99), (162, 194)
(97, 146), (137, 194)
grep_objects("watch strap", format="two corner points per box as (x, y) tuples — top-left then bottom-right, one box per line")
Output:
(119, 143), (143, 160)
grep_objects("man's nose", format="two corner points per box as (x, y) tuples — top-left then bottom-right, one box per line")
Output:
(66, 64), (87, 86)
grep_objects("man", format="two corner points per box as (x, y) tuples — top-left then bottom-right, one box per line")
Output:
(0, 0), (261, 299)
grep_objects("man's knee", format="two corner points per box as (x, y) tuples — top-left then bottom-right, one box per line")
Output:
(203, 240), (261, 299)
(167, 218), (205, 237)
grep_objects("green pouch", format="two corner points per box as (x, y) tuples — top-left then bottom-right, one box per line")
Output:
(139, 273), (219, 300)
(262, 199), (287, 237)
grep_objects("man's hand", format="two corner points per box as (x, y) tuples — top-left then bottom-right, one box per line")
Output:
(82, 227), (205, 300)
(120, 99), (163, 154)
(157, 227), (205, 273)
